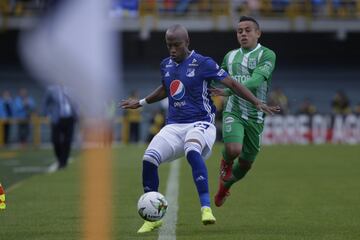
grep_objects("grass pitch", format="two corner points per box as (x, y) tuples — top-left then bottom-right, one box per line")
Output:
(0, 144), (360, 240)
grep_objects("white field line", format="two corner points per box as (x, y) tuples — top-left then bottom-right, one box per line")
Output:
(158, 159), (181, 240)
(6, 160), (59, 193)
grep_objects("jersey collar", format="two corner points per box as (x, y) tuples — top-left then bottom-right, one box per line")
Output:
(173, 50), (194, 66)
(240, 43), (261, 55)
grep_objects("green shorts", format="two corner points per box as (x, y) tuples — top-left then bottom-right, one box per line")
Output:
(222, 112), (264, 161)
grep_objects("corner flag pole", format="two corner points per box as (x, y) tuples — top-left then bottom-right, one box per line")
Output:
(19, 0), (121, 239)
(82, 122), (112, 240)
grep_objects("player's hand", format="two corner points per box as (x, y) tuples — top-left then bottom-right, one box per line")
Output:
(256, 102), (280, 115)
(209, 88), (228, 96)
(119, 98), (141, 109)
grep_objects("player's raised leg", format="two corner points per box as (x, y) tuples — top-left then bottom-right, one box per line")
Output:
(215, 116), (245, 207)
(185, 123), (216, 225)
(214, 149), (234, 207)
(215, 118), (261, 207)
(215, 157), (253, 207)
(137, 131), (175, 233)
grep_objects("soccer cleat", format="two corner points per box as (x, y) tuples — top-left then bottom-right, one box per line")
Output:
(219, 159), (233, 181)
(0, 184), (5, 210)
(137, 220), (163, 233)
(201, 207), (216, 225)
(214, 179), (230, 207)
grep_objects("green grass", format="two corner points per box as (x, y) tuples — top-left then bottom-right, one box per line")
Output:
(0, 148), (55, 187)
(1, 144), (360, 240)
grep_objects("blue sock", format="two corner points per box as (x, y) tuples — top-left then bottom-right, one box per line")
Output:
(186, 150), (210, 207)
(142, 161), (159, 193)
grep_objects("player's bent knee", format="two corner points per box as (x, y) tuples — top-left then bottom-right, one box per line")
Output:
(184, 130), (206, 155)
(143, 149), (162, 167)
(226, 145), (242, 159)
(184, 141), (202, 156)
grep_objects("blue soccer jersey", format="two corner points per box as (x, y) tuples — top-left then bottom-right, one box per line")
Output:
(160, 51), (228, 124)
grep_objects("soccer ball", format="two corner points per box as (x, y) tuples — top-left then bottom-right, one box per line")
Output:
(137, 191), (168, 222)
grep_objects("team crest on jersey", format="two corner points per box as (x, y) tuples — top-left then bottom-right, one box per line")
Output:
(225, 125), (232, 132)
(186, 68), (195, 77)
(248, 58), (257, 69)
(170, 80), (186, 100)
(241, 65), (250, 74)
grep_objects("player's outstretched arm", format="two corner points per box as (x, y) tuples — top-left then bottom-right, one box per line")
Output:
(120, 85), (167, 109)
(209, 87), (231, 97)
(221, 76), (280, 115)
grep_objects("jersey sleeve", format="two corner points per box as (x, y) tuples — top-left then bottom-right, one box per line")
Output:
(253, 49), (276, 80)
(221, 52), (231, 72)
(159, 61), (166, 85)
(223, 73), (265, 95)
(201, 58), (228, 82)
(243, 72), (266, 90)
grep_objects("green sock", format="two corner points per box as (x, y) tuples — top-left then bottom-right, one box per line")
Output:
(224, 159), (252, 189)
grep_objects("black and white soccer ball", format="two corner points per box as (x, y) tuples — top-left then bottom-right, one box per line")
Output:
(137, 191), (168, 222)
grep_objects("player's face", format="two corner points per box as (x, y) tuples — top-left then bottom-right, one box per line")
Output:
(165, 34), (189, 63)
(237, 21), (261, 49)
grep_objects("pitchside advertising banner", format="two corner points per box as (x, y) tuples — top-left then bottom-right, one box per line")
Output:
(262, 114), (360, 145)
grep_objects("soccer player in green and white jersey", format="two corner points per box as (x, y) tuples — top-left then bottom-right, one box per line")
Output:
(211, 16), (277, 207)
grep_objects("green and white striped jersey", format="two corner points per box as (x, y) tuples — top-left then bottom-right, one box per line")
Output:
(222, 43), (276, 123)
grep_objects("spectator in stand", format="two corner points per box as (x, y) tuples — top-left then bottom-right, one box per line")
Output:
(163, 0), (176, 12)
(175, 0), (192, 14)
(0, 90), (14, 146)
(271, 0), (290, 13)
(14, 88), (36, 145)
(268, 87), (288, 115)
(331, 90), (351, 115)
(104, 99), (117, 146)
(147, 108), (165, 142)
(247, 0), (260, 16)
(110, 0), (139, 17)
(297, 98), (317, 116)
(353, 102), (360, 115)
(311, 0), (326, 16)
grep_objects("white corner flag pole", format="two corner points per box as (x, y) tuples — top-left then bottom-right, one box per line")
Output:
(19, 0), (121, 239)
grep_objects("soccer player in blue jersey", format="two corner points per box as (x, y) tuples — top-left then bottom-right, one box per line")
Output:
(121, 24), (279, 233)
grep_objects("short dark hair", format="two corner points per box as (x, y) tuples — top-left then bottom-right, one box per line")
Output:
(239, 16), (260, 29)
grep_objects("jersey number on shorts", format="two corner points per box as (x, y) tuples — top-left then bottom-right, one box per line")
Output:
(193, 122), (210, 130)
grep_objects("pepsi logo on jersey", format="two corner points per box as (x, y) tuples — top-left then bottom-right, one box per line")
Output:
(170, 80), (185, 100)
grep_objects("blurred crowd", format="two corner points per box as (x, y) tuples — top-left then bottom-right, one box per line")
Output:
(1, 0), (359, 19)
(268, 88), (360, 116)
(120, 87), (360, 144)
(112, 0), (360, 18)
(0, 87), (359, 146)
(0, 88), (36, 146)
